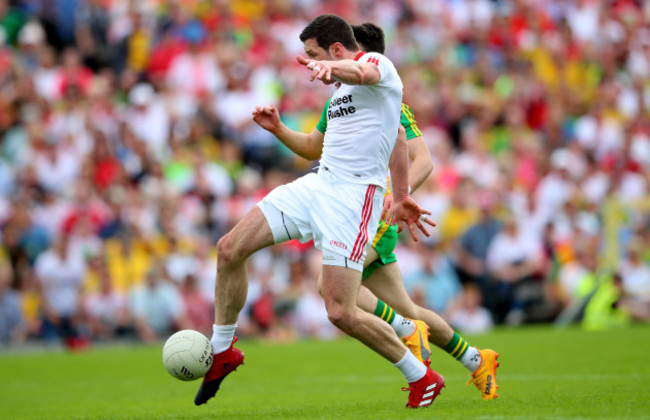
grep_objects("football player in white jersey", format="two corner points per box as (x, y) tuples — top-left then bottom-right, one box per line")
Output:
(194, 14), (443, 409)
(251, 22), (501, 402)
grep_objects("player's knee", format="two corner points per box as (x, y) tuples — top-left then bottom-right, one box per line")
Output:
(326, 305), (354, 331)
(217, 233), (246, 266)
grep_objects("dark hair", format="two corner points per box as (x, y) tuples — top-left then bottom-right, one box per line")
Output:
(352, 22), (385, 54)
(299, 14), (359, 51)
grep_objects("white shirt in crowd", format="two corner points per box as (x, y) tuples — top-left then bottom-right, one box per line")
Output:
(486, 230), (542, 274)
(449, 307), (494, 335)
(35, 247), (86, 317)
(33, 147), (81, 194)
(130, 281), (184, 334)
(293, 288), (338, 340)
(84, 291), (127, 328)
(619, 261), (650, 299)
(124, 85), (170, 157)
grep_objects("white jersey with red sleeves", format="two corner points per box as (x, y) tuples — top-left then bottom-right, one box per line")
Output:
(319, 51), (403, 189)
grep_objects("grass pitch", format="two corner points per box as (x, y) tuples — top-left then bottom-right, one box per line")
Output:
(1, 324), (649, 419)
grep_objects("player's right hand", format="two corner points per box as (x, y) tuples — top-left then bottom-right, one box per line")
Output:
(252, 105), (280, 132)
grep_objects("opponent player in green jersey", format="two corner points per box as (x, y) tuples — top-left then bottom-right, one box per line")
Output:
(253, 22), (499, 401)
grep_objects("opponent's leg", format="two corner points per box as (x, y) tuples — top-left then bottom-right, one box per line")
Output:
(359, 247), (417, 339)
(366, 262), (499, 400)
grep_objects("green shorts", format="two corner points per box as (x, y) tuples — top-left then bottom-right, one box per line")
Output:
(362, 221), (398, 281)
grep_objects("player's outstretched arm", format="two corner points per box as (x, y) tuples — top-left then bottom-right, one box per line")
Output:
(296, 55), (380, 85)
(252, 104), (324, 160)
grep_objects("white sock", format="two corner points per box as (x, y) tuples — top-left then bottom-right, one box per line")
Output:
(393, 351), (427, 383)
(391, 315), (416, 338)
(460, 346), (481, 372)
(211, 324), (237, 354)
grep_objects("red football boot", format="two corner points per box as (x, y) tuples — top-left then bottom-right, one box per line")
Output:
(194, 337), (245, 406)
(403, 367), (445, 408)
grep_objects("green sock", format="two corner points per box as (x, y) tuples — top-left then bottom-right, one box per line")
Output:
(373, 299), (415, 338)
(444, 332), (470, 360)
(444, 332), (481, 372)
(373, 299), (396, 323)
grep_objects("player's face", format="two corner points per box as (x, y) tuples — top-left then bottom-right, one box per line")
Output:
(303, 38), (333, 61)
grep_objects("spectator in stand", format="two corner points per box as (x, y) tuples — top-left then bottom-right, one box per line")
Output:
(447, 282), (494, 335)
(165, 236), (198, 285)
(179, 273), (213, 336)
(166, 32), (224, 117)
(124, 83), (171, 158)
(619, 239), (650, 320)
(405, 242), (462, 315)
(486, 215), (543, 325)
(0, 262), (24, 346)
(455, 191), (501, 303)
(83, 256), (129, 340)
(582, 273), (631, 331)
(555, 236), (599, 309)
(34, 234), (89, 349)
(438, 177), (479, 242)
(130, 266), (190, 343)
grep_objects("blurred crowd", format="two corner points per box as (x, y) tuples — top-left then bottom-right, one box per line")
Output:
(1, 0), (649, 349)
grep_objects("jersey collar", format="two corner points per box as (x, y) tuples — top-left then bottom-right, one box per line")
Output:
(354, 51), (365, 61)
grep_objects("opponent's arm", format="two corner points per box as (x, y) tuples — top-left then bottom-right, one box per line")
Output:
(252, 105), (324, 160)
(389, 125), (409, 202)
(406, 135), (434, 193)
(296, 55), (380, 85)
(387, 126), (435, 241)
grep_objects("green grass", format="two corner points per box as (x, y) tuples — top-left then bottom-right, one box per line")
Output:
(1, 324), (649, 419)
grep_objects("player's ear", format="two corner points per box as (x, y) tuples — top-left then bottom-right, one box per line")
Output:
(329, 42), (344, 59)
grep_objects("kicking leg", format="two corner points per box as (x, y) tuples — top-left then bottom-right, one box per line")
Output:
(196, 205), (276, 406)
(214, 206), (275, 325)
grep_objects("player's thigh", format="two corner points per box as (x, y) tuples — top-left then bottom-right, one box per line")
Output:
(363, 262), (419, 318)
(363, 246), (379, 268)
(320, 264), (362, 314)
(219, 205), (275, 260)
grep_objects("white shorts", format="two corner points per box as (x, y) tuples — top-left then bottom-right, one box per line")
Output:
(257, 168), (383, 272)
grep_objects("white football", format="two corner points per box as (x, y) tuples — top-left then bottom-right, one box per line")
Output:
(162, 330), (213, 381)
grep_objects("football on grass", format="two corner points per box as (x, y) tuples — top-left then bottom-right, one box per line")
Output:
(162, 330), (213, 381)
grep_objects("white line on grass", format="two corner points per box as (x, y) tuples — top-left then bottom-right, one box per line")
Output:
(320, 372), (646, 384)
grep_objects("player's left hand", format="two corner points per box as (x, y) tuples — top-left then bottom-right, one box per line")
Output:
(296, 55), (333, 84)
(391, 196), (436, 242)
